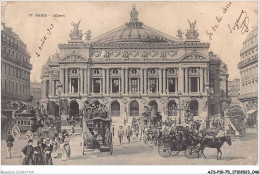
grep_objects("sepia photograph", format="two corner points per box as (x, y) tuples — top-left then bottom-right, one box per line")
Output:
(0, 1), (259, 174)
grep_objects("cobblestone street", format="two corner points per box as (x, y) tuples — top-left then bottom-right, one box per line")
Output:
(2, 128), (258, 165)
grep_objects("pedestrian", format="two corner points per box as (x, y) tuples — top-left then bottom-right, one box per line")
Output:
(118, 126), (124, 145)
(33, 140), (44, 165)
(112, 125), (115, 138)
(61, 137), (71, 161)
(43, 139), (53, 165)
(126, 126), (133, 144)
(6, 131), (14, 158)
(21, 139), (34, 165)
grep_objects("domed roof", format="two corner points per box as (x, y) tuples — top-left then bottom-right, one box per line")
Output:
(90, 5), (181, 44)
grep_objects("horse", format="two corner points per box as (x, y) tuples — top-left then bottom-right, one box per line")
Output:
(198, 135), (232, 160)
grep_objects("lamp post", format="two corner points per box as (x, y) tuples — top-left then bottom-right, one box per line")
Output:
(177, 91), (182, 124)
(206, 87), (211, 129)
(57, 81), (63, 132)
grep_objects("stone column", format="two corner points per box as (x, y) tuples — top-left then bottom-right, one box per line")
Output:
(163, 68), (166, 94)
(178, 67), (183, 93)
(200, 68), (203, 92)
(42, 80), (47, 99)
(102, 69), (106, 94)
(144, 69), (147, 95)
(52, 80), (55, 96)
(106, 68), (110, 95)
(121, 69), (125, 94)
(125, 69), (128, 95)
(49, 75), (52, 96)
(60, 68), (64, 94)
(159, 68), (162, 94)
(81, 69), (84, 94)
(84, 69), (87, 94)
(185, 68), (189, 93)
(65, 69), (69, 94)
(140, 68), (143, 94)
(87, 68), (91, 94)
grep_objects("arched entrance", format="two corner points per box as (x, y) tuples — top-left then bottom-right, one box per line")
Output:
(189, 100), (198, 116)
(130, 101), (139, 116)
(70, 101), (79, 117)
(168, 100), (177, 116)
(149, 101), (158, 111)
(111, 101), (120, 117)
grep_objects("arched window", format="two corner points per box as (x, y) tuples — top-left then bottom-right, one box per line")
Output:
(149, 101), (158, 111)
(130, 101), (139, 116)
(168, 101), (177, 116)
(111, 101), (120, 116)
(190, 100), (198, 116)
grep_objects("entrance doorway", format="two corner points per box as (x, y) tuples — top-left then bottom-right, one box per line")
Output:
(70, 101), (79, 118)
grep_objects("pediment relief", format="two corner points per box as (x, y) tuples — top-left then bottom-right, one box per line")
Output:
(182, 53), (208, 62)
(60, 54), (87, 63)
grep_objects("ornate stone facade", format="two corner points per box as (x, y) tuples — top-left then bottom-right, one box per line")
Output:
(238, 27), (258, 124)
(40, 5), (228, 125)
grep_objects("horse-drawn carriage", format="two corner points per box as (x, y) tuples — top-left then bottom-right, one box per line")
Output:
(157, 126), (201, 159)
(81, 117), (113, 155)
(11, 111), (58, 140)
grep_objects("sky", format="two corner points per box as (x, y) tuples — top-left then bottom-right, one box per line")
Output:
(1, 1), (258, 82)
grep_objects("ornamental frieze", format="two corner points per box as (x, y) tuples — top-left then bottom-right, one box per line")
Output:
(189, 68), (200, 76)
(69, 68), (80, 76)
(167, 68), (178, 75)
(147, 68), (158, 75)
(92, 68), (102, 76)
(182, 54), (207, 62)
(52, 70), (60, 77)
(61, 54), (87, 62)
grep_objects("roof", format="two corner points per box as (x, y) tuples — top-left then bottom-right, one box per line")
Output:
(89, 5), (182, 45)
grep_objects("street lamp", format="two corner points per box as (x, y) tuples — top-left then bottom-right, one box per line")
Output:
(57, 82), (63, 132)
(57, 82), (63, 115)
(177, 91), (182, 124)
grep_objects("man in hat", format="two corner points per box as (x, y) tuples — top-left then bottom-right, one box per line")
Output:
(118, 126), (124, 145)
(21, 139), (34, 165)
(43, 138), (53, 165)
(33, 140), (44, 165)
(6, 131), (14, 158)
(125, 126), (133, 144)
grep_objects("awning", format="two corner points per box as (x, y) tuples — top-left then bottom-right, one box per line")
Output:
(247, 110), (257, 115)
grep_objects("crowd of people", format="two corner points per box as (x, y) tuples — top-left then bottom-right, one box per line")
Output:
(5, 129), (72, 165)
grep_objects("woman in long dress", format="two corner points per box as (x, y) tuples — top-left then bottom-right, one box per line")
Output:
(61, 137), (71, 161)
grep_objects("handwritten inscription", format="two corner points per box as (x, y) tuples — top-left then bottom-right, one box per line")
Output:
(228, 10), (249, 34)
(36, 24), (54, 57)
(206, 2), (232, 40)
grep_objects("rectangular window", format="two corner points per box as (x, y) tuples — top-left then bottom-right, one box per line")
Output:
(71, 78), (79, 93)
(93, 78), (101, 93)
(168, 78), (176, 93)
(131, 78), (138, 93)
(112, 78), (119, 93)
(149, 78), (157, 93)
(190, 77), (198, 92)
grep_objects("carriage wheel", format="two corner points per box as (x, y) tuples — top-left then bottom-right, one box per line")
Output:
(158, 143), (172, 158)
(185, 146), (197, 159)
(12, 126), (21, 140)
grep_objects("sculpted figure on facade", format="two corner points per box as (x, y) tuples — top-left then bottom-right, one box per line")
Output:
(186, 20), (199, 40)
(70, 20), (83, 40)
(84, 30), (92, 40)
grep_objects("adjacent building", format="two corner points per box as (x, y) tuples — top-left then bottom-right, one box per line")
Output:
(1, 23), (32, 134)
(30, 80), (42, 109)
(40, 5), (229, 126)
(228, 79), (241, 106)
(238, 27), (258, 127)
